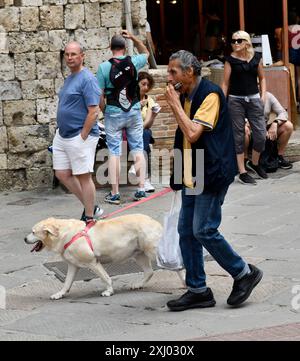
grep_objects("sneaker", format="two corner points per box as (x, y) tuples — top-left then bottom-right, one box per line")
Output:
(167, 288), (216, 312)
(227, 264), (263, 306)
(144, 178), (155, 193)
(238, 172), (257, 185)
(244, 159), (252, 172)
(80, 205), (104, 221)
(278, 155), (293, 170)
(104, 192), (121, 205)
(133, 190), (147, 201)
(93, 205), (104, 219)
(246, 160), (268, 179)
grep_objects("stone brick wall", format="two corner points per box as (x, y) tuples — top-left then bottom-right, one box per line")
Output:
(0, 0), (148, 191)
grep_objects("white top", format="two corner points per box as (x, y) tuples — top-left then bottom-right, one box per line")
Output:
(264, 92), (288, 124)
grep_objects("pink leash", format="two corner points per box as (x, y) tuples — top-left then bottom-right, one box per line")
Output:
(63, 188), (173, 251)
(100, 187), (173, 219)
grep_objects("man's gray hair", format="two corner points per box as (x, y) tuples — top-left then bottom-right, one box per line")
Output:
(64, 41), (85, 53)
(169, 50), (202, 76)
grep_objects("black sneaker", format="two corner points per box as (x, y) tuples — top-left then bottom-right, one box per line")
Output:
(167, 288), (216, 312)
(278, 155), (293, 170)
(246, 161), (268, 179)
(133, 190), (147, 201)
(81, 215), (95, 225)
(81, 205), (104, 221)
(227, 264), (263, 306)
(238, 172), (257, 185)
(104, 192), (121, 205)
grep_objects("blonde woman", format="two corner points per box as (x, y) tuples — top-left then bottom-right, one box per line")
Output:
(222, 30), (267, 185)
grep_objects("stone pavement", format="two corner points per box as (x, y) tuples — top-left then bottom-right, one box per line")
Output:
(0, 164), (300, 341)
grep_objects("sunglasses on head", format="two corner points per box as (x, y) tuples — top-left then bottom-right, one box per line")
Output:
(231, 38), (246, 44)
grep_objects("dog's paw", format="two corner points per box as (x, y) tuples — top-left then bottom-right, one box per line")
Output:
(50, 292), (65, 300)
(101, 289), (113, 297)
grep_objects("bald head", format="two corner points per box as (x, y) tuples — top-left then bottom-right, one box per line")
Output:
(64, 41), (85, 73)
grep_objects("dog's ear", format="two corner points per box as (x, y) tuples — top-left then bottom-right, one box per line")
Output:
(43, 225), (59, 237)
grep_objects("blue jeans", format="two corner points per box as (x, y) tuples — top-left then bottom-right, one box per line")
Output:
(178, 186), (249, 293)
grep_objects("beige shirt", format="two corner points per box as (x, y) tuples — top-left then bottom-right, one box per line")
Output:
(264, 92), (288, 126)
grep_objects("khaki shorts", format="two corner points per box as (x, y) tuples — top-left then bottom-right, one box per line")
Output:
(53, 130), (98, 175)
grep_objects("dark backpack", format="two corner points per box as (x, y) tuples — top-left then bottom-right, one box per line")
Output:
(259, 138), (279, 173)
(106, 56), (139, 112)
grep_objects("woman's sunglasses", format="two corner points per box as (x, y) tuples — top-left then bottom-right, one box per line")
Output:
(231, 38), (246, 45)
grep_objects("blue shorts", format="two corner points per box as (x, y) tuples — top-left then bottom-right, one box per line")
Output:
(105, 108), (144, 156)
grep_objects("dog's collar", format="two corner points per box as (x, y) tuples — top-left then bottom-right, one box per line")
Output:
(64, 220), (96, 252)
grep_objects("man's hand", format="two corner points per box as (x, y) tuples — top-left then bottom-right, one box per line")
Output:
(165, 84), (181, 110)
(121, 30), (134, 41)
(267, 122), (278, 141)
(81, 106), (99, 141)
(80, 132), (88, 141)
(120, 29), (149, 57)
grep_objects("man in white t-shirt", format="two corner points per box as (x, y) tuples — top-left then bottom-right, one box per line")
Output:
(245, 91), (294, 169)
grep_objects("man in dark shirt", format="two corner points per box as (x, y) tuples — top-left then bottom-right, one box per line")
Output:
(165, 50), (263, 312)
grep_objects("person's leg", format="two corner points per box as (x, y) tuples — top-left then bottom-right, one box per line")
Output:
(244, 123), (251, 162)
(246, 99), (268, 179)
(193, 186), (249, 280)
(166, 188), (217, 311)
(104, 113), (124, 197)
(76, 173), (95, 218)
(178, 189), (206, 292)
(55, 170), (84, 204)
(247, 99), (266, 166)
(52, 131), (84, 204)
(68, 134), (101, 219)
(228, 98), (247, 174)
(126, 110), (146, 196)
(277, 121), (294, 156)
(133, 152), (145, 189)
(108, 155), (121, 195)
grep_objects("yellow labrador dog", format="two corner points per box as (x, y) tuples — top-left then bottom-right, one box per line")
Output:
(25, 214), (164, 300)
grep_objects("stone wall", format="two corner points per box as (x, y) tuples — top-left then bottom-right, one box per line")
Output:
(0, 0), (148, 191)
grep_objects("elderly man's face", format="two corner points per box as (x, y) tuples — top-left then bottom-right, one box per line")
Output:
(167, 59), (191, 94)
(64, 43), (84, 72)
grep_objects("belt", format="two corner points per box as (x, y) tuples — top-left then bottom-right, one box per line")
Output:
(229, 94), (260, 103)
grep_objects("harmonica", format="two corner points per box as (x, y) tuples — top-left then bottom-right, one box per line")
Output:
(174, 82), (182, 91)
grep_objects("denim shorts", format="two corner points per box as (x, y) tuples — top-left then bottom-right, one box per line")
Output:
(105, 109), (144, 156)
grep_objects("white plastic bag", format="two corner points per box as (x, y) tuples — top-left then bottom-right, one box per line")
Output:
(156, 191), (184, 270)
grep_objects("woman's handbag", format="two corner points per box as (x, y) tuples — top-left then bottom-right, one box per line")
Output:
(156, 191), (184, 270)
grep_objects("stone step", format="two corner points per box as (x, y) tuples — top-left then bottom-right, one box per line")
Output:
(285, 128), (300, 161)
